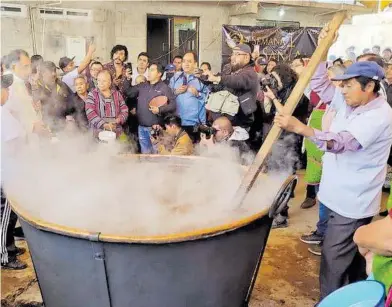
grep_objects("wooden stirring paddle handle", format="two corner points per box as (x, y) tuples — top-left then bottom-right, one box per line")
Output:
(233, 11), (347, 209)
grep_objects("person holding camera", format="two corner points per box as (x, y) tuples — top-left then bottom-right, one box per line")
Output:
(103, 45), (131, 96)
(152, 115), (193, 156)
(204, 44), (258, 130)
(169, 52), (209, 143)
(262, 64), (309, 139)
(199, 116), (251, 164)
(260, 64), (309, 229)
(124, 63), (176, 154)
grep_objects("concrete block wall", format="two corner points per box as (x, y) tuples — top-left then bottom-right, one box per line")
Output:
(230, 6), (333, 27)
(1, 14), (33, 55)
(1, 1), (353, 71)
(113, 1), (229, 72)
(257, 6), (332, 27)
(1, 1), (116, 64)
(1, 1), (229, 72)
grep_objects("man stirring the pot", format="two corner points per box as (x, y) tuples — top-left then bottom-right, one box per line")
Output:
(274, 60), (392, 302)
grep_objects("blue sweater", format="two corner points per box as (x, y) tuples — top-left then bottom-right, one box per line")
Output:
(169, 72), (208, 126)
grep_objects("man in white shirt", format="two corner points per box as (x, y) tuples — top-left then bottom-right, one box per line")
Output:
(59, 44), (96, 92)
(1, 71), (28, 270)
(131, 52), (149, 86)
(275, 61), (392, 301)
(5, 49), (49, 141)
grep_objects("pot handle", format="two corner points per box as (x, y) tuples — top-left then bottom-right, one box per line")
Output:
(268, 175), (298, 218)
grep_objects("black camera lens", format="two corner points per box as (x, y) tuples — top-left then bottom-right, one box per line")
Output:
(193, 124), (217, 139)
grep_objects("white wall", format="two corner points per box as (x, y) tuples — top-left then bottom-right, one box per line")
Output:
(230, 6), (335, 27)
(1, 1), (229, 72)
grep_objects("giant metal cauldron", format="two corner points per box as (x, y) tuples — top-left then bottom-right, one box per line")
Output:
(11, 155), (297, 307)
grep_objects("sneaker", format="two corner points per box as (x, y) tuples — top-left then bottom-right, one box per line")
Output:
(301, 197), (317, 209)
(1, 258), (27, 270)
(300, 231), (323, 244)
(271, 219), (288, 229)
(308, 244), (322, 256)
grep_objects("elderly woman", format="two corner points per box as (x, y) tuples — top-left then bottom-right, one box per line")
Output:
(85, 70), (128, 138)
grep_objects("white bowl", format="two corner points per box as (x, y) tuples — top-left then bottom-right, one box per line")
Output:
(98, 131), (116, 143)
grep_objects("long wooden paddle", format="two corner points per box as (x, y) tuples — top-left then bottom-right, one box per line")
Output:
(233, 11), (347, 208)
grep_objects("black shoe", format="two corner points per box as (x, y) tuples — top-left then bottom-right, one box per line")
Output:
(300, 231), (323, 244)
(16, 247), (26, 256)
(1, 258), (27, 270)
(308, 244), (322, 256)
(301, 197), (317, 209)
(13, 227), (25, 240)
(272, 219), (288, 229)
(379, 210), (388, 217)
(8, 246), (26, 256)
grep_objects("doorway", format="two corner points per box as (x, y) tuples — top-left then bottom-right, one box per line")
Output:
(147, 15), (199, 66)
(147, 16), (170, 66)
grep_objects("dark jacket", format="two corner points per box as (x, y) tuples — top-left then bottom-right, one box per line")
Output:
(262, 84), (310, 126)
(124, 80), (176, 127)
(71, 93), (89, 131)
(32, 80), (74, 132)
(382, 80), (392, 107)
(218, 64), (259, 128)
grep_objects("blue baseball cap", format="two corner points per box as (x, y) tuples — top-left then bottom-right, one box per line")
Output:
(331, 61), (385, 81)
(165, 64), (175, 71)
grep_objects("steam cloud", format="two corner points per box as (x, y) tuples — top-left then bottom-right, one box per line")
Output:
(2, 130), (296, 237)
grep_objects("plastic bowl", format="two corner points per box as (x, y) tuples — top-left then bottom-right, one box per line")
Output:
(319, 280), (385, 307)
(98, 130), (116, 143)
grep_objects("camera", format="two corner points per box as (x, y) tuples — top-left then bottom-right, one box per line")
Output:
(193, 124), (217, 139)
(125, 62), (133, 72)
(196, 69), (213, 85)
(150, 127), (162, 139)
(260, 75), (279, 92)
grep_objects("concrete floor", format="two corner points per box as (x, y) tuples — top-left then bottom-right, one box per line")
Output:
(1, 172), (388, 307)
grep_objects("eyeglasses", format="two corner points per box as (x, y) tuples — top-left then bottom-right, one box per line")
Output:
(291, 63), (303, 68)
(232, 53), (248, 57)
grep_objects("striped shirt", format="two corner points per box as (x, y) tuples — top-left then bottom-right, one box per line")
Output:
(85, 88), (128, 136)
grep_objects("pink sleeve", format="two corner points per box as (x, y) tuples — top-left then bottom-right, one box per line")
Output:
(308, 129), (362, 153)
(310, 62), (336, 104)
(85, 92), (105, 129)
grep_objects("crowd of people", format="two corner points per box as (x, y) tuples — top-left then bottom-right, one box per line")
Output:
(1, 22), (392, 306)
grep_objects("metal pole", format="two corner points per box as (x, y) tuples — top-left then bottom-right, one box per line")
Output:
(28, 5), (37, 54)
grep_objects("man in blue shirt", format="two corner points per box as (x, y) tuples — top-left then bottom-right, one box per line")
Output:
(169, 52), (208, 142)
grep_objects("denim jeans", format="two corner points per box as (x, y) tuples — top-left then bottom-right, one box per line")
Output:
(316, 201), (328, 237)
(138, 126), (154, 154)
(314, 185), (328, 237)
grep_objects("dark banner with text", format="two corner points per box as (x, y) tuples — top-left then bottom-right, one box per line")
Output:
(222, 25), (321, 66)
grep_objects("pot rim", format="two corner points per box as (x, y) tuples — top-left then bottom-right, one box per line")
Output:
(11, 200), (269, 244)
(9, 154), (270, 244)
